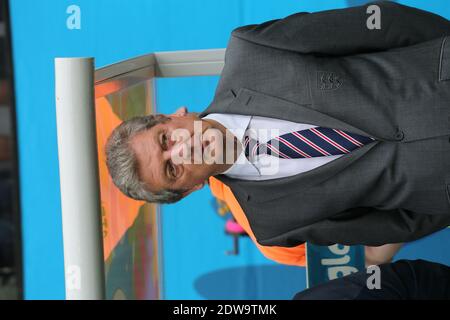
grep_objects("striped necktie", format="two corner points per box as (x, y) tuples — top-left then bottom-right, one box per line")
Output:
(244, 126), (375, 161)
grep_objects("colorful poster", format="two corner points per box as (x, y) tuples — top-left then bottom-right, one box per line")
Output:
(95, 80), (162, 299)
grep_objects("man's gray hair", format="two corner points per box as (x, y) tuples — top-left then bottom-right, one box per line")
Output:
(105, 114), (184, 204)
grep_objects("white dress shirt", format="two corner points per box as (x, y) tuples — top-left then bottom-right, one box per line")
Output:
(202, 113), (343, 181)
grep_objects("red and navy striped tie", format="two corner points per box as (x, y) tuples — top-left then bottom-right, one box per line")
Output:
(244, 127), (376, 160)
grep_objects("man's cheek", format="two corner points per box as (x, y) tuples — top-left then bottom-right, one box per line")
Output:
(190, 164), (210, 182)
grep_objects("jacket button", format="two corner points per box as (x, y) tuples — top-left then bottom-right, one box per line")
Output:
(395, 129), (404, 141)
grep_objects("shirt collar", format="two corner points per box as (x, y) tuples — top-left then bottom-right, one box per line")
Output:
(202, 113), (250, 142)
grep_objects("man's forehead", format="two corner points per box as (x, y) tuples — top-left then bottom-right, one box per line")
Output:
(130, 127), (155, 154)
(130, 126), (162, 192)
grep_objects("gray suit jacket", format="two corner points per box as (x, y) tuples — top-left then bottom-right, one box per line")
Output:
(200, 1), (450, 247)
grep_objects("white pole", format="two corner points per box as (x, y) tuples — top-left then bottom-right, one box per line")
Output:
(54, 58), (105, 300)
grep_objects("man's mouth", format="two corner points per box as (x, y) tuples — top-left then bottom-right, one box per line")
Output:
(202, 139), (210, 153)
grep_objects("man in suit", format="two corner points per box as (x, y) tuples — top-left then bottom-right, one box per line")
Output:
(105, 1), (450, 254)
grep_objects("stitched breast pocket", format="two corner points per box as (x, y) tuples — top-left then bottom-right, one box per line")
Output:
(439, 36), (450, 81)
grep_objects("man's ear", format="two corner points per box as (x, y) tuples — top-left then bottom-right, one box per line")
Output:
(172, 106), (188, 117)
(181, 181), (205, 198)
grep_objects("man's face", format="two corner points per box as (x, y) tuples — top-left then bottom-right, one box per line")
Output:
(130, 107), (229, 197)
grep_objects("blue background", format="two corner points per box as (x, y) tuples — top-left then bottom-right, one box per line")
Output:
(8, 0), (450, 299)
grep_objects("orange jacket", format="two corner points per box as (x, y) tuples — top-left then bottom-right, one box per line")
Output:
(209, 177), (306, 267)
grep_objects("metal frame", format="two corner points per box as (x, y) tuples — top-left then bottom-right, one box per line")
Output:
(54, 48), (225, 300)
(94, 48), (225, 98)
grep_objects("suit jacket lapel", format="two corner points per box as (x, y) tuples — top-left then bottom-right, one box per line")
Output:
(204, 86), (383, 202)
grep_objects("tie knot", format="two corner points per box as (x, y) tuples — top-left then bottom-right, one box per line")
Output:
(244, 135), (256, 161)
(244, 135), (268, 162)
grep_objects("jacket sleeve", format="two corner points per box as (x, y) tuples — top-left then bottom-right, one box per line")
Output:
(258, 207), (450, 247)
(231, 1), (450, 56)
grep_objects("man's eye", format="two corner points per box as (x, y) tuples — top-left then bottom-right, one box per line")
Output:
(162, 133), (168, 149)
(168, 162), (177, 178)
